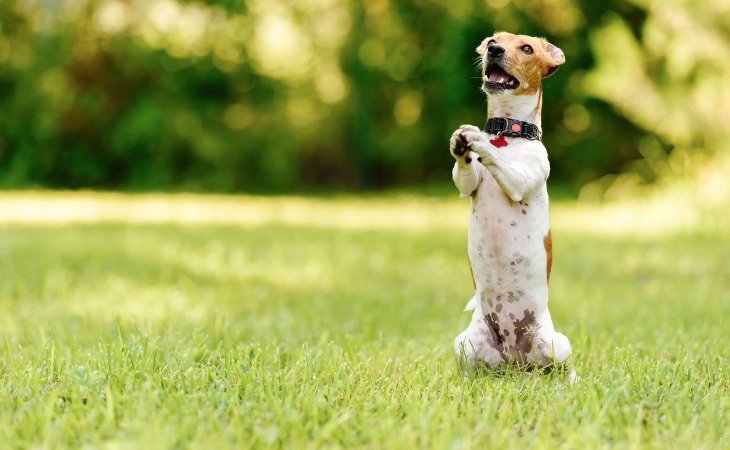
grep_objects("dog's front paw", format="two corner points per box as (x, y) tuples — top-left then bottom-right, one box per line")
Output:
(459, 125), (488, 145)
(450, 129), (469, 158)
(459, 124), (482, 135)
(450, 125), (484, 158)
(459, 127), (493, 163)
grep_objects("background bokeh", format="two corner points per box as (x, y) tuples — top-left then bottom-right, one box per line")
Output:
(1, 0), (729, 197)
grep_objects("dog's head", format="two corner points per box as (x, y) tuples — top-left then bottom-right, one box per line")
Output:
(476, 32), (565, 96)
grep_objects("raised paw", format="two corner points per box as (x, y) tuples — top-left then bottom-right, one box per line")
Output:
(450, 125), (484, 158)
(458, 128), (492, 162)
(460, 128), (488, 146)
(459, 124), (482, 135)
(450, 129), (469, 157)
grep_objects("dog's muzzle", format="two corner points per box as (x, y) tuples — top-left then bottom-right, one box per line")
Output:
(483, 44), (519, 90)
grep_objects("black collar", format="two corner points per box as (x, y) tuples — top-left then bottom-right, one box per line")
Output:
(484, 117), (542, 141)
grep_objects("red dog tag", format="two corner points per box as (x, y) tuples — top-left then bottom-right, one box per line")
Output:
(489, 135), (508, 148)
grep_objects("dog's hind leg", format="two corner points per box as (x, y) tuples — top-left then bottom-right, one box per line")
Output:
(536, 330), (578, 384)
(454, 307), (504, 374)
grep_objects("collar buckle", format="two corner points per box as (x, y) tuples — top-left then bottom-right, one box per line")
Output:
(493, 118), (509, 136)
(525, 124), (541, 140)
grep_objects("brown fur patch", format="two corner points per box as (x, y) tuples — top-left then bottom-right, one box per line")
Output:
(512, 309), (537, 359)
(483, 309), (538, 364)
(484, 312), (505, 350)
(543, 229), (553, 283)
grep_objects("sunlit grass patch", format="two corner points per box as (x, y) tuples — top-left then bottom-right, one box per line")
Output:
(0, 191), (466, 230)
(1, 191), (728, 448)
(0, 187), (723, 235)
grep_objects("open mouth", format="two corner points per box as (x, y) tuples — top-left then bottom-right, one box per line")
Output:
(484, 63), (520, 90)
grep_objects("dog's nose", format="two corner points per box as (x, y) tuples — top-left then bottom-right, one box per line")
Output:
(487, 44), (505, 58)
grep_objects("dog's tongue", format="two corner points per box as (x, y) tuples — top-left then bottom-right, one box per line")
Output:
(488, 67), (509, 82)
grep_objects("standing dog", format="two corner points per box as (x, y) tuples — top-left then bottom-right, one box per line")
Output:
(450, 32), (575, 382)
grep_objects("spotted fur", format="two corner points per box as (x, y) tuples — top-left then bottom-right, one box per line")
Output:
(450, 33), (575, 383)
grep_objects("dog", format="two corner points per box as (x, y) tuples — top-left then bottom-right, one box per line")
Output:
(449, 32), (576, 383)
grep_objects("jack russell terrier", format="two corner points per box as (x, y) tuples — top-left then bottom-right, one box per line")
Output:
(450, 32), (576, 383)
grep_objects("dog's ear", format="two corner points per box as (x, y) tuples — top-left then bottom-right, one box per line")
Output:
(542, 41), (565, 78)
(476, 38), (491, 56)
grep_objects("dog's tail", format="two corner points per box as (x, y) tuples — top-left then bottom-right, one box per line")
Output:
(463, 295), (477, 312)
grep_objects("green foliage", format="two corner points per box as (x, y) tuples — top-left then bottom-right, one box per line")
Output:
(583, 1), (730, 199)
(0, 0), (726, 193)
(1, 193), (729, 447)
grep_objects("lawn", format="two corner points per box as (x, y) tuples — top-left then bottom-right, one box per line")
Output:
(1, 191), (728, 449)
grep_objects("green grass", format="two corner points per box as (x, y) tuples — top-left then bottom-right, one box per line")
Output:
(1, 192), (729, 449)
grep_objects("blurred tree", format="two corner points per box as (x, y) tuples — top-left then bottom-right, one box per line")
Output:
(0, 0), (725, 195)
(582, 0), (730, 202)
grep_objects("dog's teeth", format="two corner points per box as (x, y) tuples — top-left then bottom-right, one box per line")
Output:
(499, 77), (505, 83)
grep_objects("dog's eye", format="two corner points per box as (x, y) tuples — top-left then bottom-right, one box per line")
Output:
(488, 39), (496, 46)
(521, 45), (533, 54)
